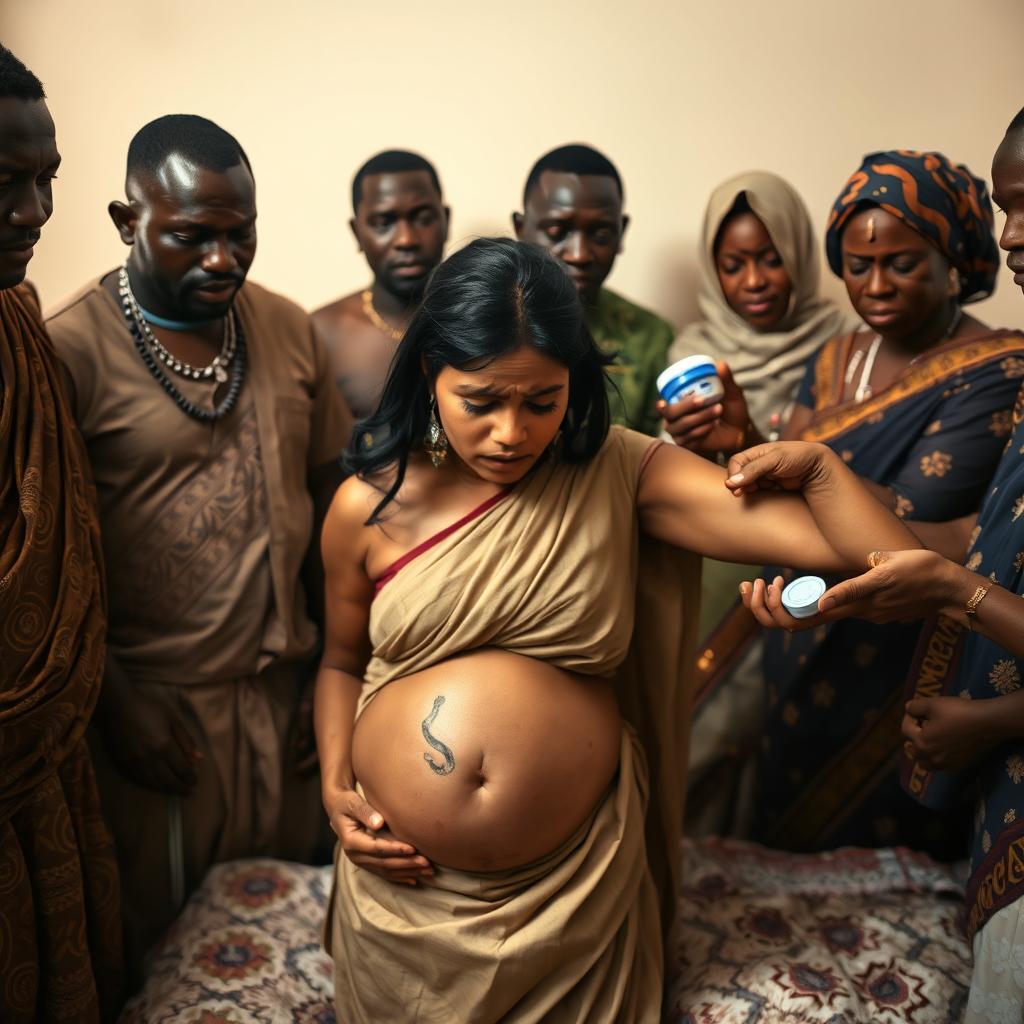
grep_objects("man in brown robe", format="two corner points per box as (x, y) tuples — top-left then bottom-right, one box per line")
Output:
(0, 44), (123, 1023)
(46, 114), (351, 972)
(312, 150), (448, 419)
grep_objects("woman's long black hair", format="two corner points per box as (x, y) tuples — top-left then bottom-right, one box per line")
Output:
(345, 237), (612, 523)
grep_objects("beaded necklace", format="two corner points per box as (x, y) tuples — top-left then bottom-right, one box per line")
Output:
(118, 268), (247, 422)
(119, 266), (237, 382)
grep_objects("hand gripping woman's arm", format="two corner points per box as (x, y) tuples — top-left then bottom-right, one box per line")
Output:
(635, 439), (920, 572)
(315, 478), (432, 885)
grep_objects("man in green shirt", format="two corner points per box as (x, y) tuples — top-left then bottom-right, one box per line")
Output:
(513, 144), (674, 436)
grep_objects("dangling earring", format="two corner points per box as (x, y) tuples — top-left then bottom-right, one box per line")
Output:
(424, 397), (449, 468)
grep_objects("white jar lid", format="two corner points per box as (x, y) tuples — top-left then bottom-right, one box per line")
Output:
(656, 355), (717, 396)
(781, 575), (827, 619)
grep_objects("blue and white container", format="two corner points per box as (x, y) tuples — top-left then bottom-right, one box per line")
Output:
(781, 575), (827, 619)
(656, 355), (725, 405)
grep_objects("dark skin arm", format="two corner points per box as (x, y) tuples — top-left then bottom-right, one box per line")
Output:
(790, 402), (977, 553)
(904, 514), (977, 563)
(730, 451), (1023, 775)
(901, 691), (1024, 773)
(635, 439), (920, 569)
(658, 362), (767, 454)
(741, 544), (1024, 657)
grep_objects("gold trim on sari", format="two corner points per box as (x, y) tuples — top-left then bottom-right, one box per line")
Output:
(804, 331), (1024, 443)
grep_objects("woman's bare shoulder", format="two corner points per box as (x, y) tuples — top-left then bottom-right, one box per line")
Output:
(323, 475), (384, 560)
(328, 456), (435, 534)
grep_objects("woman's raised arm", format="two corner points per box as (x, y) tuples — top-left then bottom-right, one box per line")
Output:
(636, 439), (921, 572)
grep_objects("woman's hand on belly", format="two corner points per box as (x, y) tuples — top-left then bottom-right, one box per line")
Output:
(323, 782), (434, 885)
(352, 651), (622, 872)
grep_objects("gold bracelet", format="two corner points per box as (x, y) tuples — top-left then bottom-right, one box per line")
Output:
(964, 584), (991, 630)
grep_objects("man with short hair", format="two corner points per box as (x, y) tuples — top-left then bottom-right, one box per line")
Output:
(514, 143), (674, 436)
(313, 149), (448, 420)
(0, 44), (123, 1023)
(47, 114), (351, 964)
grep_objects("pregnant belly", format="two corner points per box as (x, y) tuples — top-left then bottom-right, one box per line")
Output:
(351, 648), (622, 871)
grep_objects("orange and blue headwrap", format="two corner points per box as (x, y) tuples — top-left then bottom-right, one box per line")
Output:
(825, 150), (999, 303)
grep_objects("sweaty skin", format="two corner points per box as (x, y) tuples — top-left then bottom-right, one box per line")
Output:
(106, 157), (257, 368)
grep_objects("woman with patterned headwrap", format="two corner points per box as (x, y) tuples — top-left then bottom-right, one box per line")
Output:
(696, 150), (1024, 855)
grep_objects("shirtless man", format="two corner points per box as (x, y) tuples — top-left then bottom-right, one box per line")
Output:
(313, 150), (448, 420)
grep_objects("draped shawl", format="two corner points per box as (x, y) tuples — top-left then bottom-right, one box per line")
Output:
(0, 284), (121, 1021)
(669, 170), (858, 432)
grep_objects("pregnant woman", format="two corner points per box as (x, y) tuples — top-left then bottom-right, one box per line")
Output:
(315, 237), (918, 1022)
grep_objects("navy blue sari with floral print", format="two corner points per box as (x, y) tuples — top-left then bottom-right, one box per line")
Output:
(752, 331), (1024, 856)
(903, 384), (1024, 938)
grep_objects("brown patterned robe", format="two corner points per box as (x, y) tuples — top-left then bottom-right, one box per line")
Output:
(0, 284), (122, 1022)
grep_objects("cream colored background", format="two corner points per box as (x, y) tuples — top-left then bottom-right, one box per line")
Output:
(7, 0), (1024, 330)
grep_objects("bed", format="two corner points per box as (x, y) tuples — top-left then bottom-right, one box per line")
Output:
(120, 838), (971, 1023)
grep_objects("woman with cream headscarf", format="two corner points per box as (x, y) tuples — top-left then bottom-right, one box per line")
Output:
(666, 173), (859, 646)
(670, 173), (859, 834)
(662, 171), (858, 452)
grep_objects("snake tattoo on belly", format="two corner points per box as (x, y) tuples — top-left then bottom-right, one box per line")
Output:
(421, 695), (456, 776)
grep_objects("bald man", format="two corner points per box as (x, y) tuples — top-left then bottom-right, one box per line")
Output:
(47, 114), (351, 966)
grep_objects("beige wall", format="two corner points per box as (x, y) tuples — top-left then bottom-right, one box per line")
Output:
(7, 0), (1024, 332)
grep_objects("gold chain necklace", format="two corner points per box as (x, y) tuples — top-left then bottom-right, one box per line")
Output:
(361, 289), (404, 341)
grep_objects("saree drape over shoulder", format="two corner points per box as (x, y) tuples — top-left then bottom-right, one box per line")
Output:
(0, 285), (122, 1022)
(327, 427), (701, 1023)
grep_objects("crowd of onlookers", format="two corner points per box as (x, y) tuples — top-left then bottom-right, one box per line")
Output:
(5, 32), (1024, 1024)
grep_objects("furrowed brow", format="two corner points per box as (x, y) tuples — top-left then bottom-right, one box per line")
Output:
(455, 384), (501, 397)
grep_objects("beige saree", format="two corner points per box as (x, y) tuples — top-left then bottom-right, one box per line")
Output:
(326, 426), (700, 1022)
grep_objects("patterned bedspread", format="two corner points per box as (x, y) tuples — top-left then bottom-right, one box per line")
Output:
(120, 839), (971, 1023)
